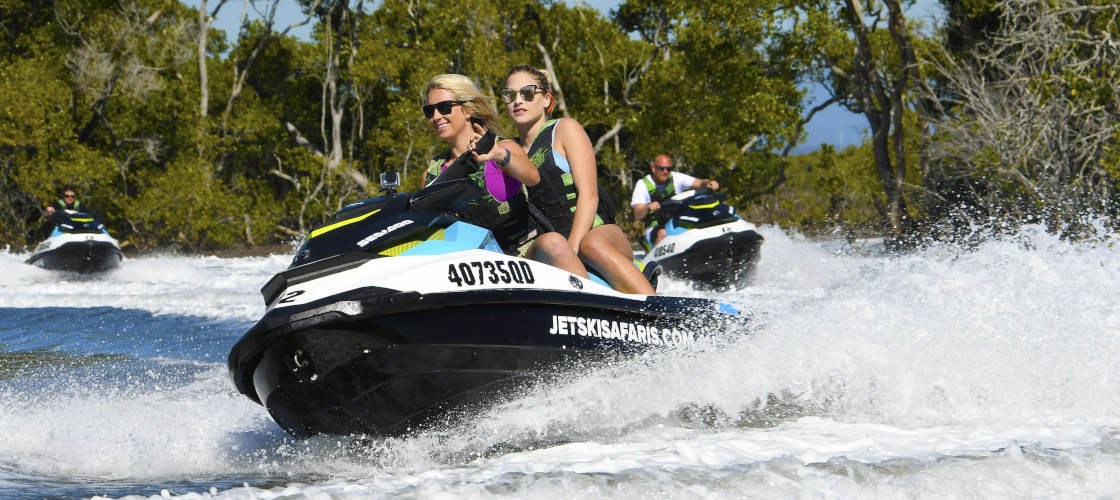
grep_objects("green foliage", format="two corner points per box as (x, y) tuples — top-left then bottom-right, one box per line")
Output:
(14, 0), (1071, 252)
(746, 144), (884, 234)
(122, 157), (248, 248)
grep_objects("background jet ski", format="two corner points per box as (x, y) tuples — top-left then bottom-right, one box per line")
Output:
(228, 171), (744, 438)
(26, 210), (123, 273)
(638, 189), (764, 291)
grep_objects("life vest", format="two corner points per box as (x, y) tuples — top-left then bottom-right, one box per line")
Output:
(641, 175), (674, 227)
(524, 119), (614, 238)
(425, 152), (534, 254)
(55, 199), (81, 211)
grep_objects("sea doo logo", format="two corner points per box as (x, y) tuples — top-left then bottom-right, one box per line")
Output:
(549, 315), (696, 349)
(654, 243), (676, 257)
(357, 220), (413, 247)
(568, 275), (584, 290)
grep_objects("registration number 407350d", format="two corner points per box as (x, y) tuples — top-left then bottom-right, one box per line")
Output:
(447, 260), (535, 287)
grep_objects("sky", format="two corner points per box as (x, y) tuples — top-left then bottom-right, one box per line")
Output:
(198, 0), (945, 154)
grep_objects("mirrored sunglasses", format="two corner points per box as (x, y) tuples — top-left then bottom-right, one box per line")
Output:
(498, 85), (546, 104)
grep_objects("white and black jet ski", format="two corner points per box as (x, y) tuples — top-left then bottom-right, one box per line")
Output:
(228, 170), (744, 438)
(638, 189), (763, 291)
(26, 210), (122, 273)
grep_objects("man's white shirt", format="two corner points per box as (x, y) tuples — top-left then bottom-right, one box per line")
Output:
(631, 172), (697, 207)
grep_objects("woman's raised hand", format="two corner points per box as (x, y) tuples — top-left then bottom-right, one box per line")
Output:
(469, 123), (498, 161)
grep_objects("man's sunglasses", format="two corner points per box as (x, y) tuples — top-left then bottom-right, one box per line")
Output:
(654, 165), (672, 172)
(63, 194), (76, 199)
(498, 85), (546, 104)
(422, 100), (466, 119)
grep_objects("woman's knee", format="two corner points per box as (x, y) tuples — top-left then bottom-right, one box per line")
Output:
(579, 235), (621, 267)
(534, 232), (571, 259)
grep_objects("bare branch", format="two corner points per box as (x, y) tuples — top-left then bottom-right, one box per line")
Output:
(922, 0), (1120, 224)
(592, 119), (623, 154)
(535, 40), (569, 119)
(285, 122), (325, 157)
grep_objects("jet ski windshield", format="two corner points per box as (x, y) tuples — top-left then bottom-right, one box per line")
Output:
(286, 178), (485, 271)
(409, 178), (483, 214)
(669, 188), (724, 202)
(54, 211), (107, 234)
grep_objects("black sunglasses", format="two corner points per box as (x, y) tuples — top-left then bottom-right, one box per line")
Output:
(498, 85), (546, 103)
(63, 194), (76, 198)
(422, 100), (466, 119)
(654, 165), (672, 172)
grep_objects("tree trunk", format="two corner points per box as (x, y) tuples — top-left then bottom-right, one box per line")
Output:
(843, 0), (911, 235)
(198, 0), (211, 118)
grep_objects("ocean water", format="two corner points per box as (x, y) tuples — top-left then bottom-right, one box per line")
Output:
(1, 226), (1119, 499)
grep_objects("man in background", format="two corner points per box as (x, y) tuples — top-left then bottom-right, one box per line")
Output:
(45, 187), (89, 219)
(630, 154), (719, 246)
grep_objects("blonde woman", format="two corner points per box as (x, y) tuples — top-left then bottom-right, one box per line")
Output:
(500, 66), (655, 294)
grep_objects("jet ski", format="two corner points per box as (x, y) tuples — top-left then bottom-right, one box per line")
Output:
(228, 170), (744, 438)
(638, 189), (763, 291)
(25, 210), (123, 273)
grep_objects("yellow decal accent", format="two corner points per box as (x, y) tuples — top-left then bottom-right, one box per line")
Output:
(71, 218), (94, 222)
(689, 202), (718, 209)
(377, 227), (446, 256)
(309, 209), (381, 239)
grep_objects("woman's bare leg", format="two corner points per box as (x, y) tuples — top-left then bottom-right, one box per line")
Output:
(578, 225), (655, 294)
(526, 231), (589, 277)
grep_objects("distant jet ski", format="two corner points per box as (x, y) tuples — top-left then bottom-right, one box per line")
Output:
(26, 210), (122, 273)
(638, 189), (764, 291)
(228, 170), (744, 438)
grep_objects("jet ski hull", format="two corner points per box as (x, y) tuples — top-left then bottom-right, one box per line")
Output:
(638, 190), (764, 291)
(650, 229), (763, 290)
(26, 238), (122, 273)
(231, 276), (730, 438)
(229, 181), (744, 438)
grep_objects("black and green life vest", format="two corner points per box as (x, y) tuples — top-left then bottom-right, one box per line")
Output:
(55, 199), (82, 211)
(641, 175), (675, 227)
(425, 151), (534, 254)
(523, 119), (614, 238)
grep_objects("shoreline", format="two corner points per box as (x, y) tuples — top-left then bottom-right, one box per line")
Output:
(122, 242), (298, 259)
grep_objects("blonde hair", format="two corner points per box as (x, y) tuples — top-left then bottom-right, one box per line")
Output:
(425, 74), (503, 133)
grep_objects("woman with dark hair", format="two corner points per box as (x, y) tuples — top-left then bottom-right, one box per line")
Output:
(501, 66), (654, 294)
